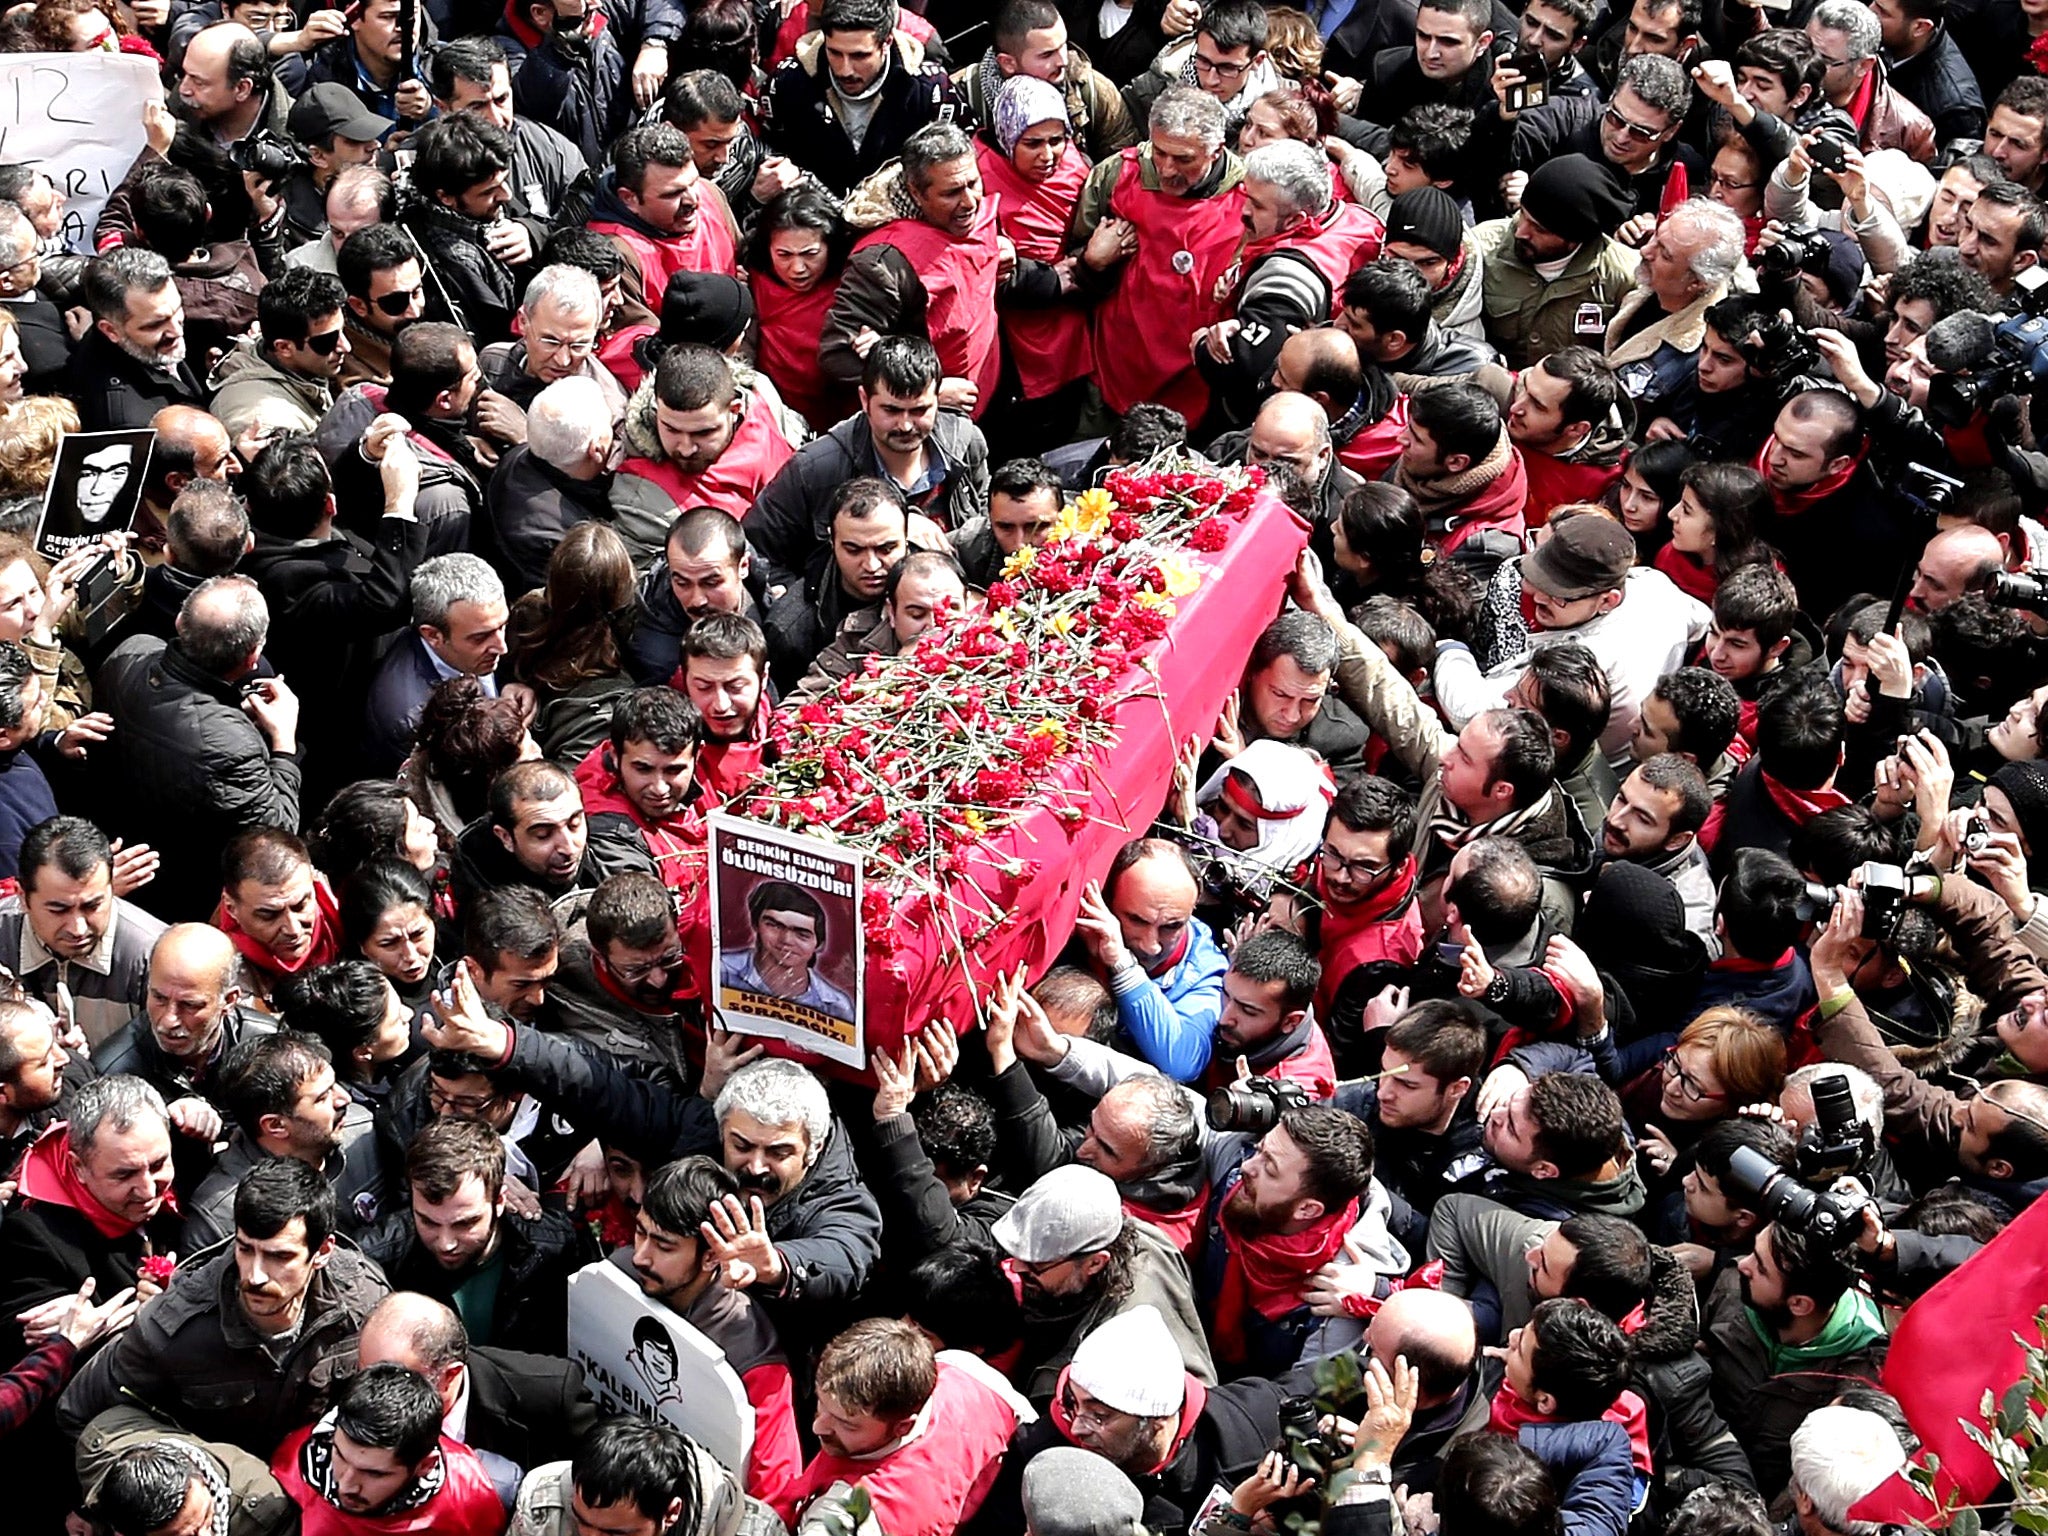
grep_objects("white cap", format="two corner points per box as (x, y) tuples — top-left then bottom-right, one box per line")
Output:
(1069, 1305), (1187, 1418)
(993, 1164), (1125, 1263)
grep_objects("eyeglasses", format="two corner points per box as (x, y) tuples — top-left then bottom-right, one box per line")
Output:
(1318, 843), (1394, 882)
(428, 1085), (502, 1116)
(1814, 51), (1854, 69)
(611, 949), (684, 985)
(373, 285), (424, 316)
(1603, 104), (1669, 141)
(303, 328), (344, 355)
(1662, 1051), (1725, 1104)
(1709, 171), (1758, 192)
(1192, 52), (1251, 80)
(531, 332), (596, 360)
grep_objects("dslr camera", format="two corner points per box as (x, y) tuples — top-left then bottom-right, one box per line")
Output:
(1757, 229), (1833, 282)
(233, 129), (306, 183)
(1737, 311), (1821, 388)
(1792, 862), (1912, 942)
(1207, 1074), (1310, 1135)
(1990, 568), (2048, 616)
(1720, 1071), (1874, 1244)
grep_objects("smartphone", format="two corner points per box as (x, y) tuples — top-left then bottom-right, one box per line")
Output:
(1809, 136), (1849, 173)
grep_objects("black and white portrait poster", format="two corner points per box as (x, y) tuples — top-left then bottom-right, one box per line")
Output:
(37, 428), (153, 561)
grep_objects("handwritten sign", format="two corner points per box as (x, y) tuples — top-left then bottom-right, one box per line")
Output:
(0, 54), (159, 252)
(709, 813), (866, 1070)
(566, 1259), (755, 1473)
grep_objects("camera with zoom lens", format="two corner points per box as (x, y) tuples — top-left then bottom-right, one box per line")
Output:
(1991, 569), (2048, 616)
(1720, 1070), (1874, 1243)
(1757, 229), (1833, 281)
(233, 130), (306, 183)
(1792, 1069), (1875, 1184)
(1207, 1074), (1310, 1135)
(1737, 311), (1820, 388)
(1925, 273), (2048, 428)
(1792, 862), (1912, 942)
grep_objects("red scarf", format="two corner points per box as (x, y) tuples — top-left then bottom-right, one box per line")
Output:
(16, 1124), (175, 1239)
(1752, 435), (1865, 518)
(1488, 1382), (1655, 1474)
(1845, 67), (1879, 133)
(212, 877), (342, 986)
(1128, 1185), (1209, 1256)
(1653, 542), (1719, 603)
(1212, 1189), (1361, 1365)
(1311, 858), (1423, 1020)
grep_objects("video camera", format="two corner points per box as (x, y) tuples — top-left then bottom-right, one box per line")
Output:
(1924, 270), (2048, 428)
(1721, 1070), (1875, 1244)
(1792, 862), (1912, 942)
(1207, 1075), (1310, 1135)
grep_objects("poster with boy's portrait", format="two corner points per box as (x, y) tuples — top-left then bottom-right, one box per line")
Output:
(37, 429), (153, 561)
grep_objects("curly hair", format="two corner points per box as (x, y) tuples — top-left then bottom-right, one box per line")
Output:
(0, 395), (79, 497)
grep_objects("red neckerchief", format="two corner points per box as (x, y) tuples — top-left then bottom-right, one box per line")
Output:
(1653, 543), (1719, 603)
(1127, 1186), (1208, 1255)
(1753, 435), (1866, 517)
(1709, 946), (1796, 976)
(1341, 1257), (1445, 1320)
(1845, 68), (1879, 132)
(1488, 1382), (1656, 1474)
(212, 878), (342, 984)
(1762, 770), (1851, 827)
(16, 1124), (177, 1239)
(1212, 1193), (1361, 1364)
(1142, 926), (1192, 980)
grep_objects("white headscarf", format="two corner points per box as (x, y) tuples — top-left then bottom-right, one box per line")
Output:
(1194, 738), (1334, 885)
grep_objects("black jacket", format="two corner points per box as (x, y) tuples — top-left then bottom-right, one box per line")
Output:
(480, 448), (616, 598)
(1363, 42), (1500, 128)
(869, 1109), (1016, 1262)
(449, 809), (654, 910)
(763, 577), (877, 696)
(759, 38), (962, 195)
(509, 25), (629, 172)
(623, 567), (767, 687)
(1322, 0), (1422, 81)
(466, 1344), (602, 1469)
(402, 200), (523, 346)
(1886, 27), (1986, 143)
(7, 292), (71, 396)
(495, 1021), (885, 1308)
(74, 327), (203, 430)
(1333, 1077), (1487, 1252)
(1761, 463), (1912, 623)
(746, 409), (991, 597)
(96, 637), (304, 921)
(359, 1203), (591, 1355)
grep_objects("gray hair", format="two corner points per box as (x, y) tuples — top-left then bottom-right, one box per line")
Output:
(1115, 1074), (1199, 1169)
(175, 574), (269, 676)
(1616, 52), (1691, 121)
(526, 377), (610, 469)
(327, 165), (390, 225)
(1789, 1406), (1906, 1536)
(1665, 197), (1746, 288)
(520, 262), (602, 324)
(1810, 0), (1881, 59)
(1150, 85), (1228, 151)
(0, 997), (50, 1080)
(714, 1059), (832, 1165)
(1251, 606), (1340, 678)
(0, 202), (33, 269)
(410, 553), (504, 630)
(1243, 139), (1330, 216)
(69, 1074), (170, 1160)
(82, 246), (175, 324)
(901, 121), (976, 190)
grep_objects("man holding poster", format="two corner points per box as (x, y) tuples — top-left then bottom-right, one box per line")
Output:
(709, 815), (865, 1070)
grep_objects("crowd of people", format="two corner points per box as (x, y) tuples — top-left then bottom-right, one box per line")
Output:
(0, 0), (2041, 1528)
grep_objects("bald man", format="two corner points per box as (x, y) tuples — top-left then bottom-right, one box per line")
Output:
(1356, 1288), (1487, 1488)
(139, 406), (237, 557)
(1908, 524), (2006, 612)
(357, 1291), (600, 1476)
(175, 24), (281, 146)
(92, 923), (269, 1188)
(1267, 328), (1408, 483)
(1214, 391), (1363, 530)
(1069, 839), (1229, 1078)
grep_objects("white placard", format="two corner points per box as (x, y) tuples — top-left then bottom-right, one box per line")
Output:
(567, 1259), (755, 1473)
(0, 54), (160, 252)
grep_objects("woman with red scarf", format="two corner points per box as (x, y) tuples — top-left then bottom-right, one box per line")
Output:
(747, 185), (859, 433)
(1653, 461), (1776, 604)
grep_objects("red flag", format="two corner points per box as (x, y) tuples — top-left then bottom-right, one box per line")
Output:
(1659, 164), (1690, 217)
(1849, 1187), (2048, 1523)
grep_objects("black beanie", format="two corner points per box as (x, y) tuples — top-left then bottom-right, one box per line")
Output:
(1385, 187), (1465, 262)
(1519, 154), (1635, 246)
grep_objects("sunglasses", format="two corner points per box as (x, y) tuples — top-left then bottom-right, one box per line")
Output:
(1603, 104), (1668, 141)
(373, 286), (423, 316)
(303, 328), (344, 355)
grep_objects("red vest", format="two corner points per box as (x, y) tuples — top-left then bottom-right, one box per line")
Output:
(1094, 149), (1246, 419)
(752, 269), (855, 431)
(618, 389), (798, 521)
(1236, 198), (1385, 302)
(591, 187), (740, 320)
(975, 137), (1093, 401)
(854, 199), (1003, 417)
(1337, 393), (1408, 480)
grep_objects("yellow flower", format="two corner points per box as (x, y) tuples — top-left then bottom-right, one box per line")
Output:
(1002, 545), (1037, 578)
(963, 808), (989, 835)
(1030, 719), (1068, 746)
(1156, 554), (1202, 597)
(1053, 489), (1112, 543)
(1050, 613), (1076, 637)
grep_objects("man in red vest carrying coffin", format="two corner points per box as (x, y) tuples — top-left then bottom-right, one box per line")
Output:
(822, 122), (1008, 420)
(1069, 86), (1247, 426)
(587, 122), (743, 331)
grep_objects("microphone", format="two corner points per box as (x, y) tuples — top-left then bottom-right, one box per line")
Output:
(1925, 310), (2000, 374)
